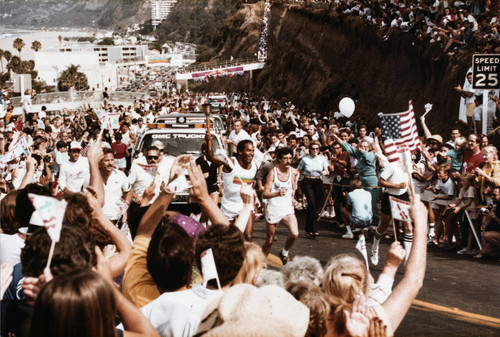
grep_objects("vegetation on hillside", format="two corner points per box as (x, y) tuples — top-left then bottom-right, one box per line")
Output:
(153, 0), (260, 61)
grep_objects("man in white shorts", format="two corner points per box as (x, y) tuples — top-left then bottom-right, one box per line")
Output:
(262, 147), (299, 264)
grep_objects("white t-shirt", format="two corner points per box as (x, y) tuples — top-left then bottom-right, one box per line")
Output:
(347, 189), (372, 221)
(58, 157), (90, 192)
(103, 169), (130, 221)
(463, 81), (476, 104)
(379, 162), (408, 196)
(228, 129), (252, 145)
(0, 233), (25, 266)
(128, 157), (172, 203)
(139, 284), (221, 337)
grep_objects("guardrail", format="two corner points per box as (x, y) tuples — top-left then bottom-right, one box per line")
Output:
(9, 91), (149, 107)
(177, 57), (259, 74)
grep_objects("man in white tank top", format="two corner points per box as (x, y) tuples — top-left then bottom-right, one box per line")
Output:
(206, 136), (257, 241)
(262, 147), (299, 265)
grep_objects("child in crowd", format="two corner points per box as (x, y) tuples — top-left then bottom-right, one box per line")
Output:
(447, 136), (466, 176)
(427, 164), (457, 246)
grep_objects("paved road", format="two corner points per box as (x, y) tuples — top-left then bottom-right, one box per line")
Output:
(251, 211), (500, 337)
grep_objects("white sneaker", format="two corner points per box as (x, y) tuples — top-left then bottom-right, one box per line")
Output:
(370, 252), (379, 266)
(342, 232), (354, 239)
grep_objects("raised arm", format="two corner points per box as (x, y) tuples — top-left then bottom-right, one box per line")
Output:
(87, 141), (105, 206)
(18, 157), (37, 189)
(381, 194), (427, 332)
(84, 187), (132, 278)
(205, 132), (233, 172)
(94, 248), (159, 337)
(188, 158), (229, 226)
(419, 116), (432, 140)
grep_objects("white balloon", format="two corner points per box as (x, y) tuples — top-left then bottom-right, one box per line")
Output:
(339, 97), (355, 118)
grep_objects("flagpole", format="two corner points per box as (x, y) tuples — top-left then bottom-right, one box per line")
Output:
(392, 218), (398, 243)
(45, 240), (56, 270)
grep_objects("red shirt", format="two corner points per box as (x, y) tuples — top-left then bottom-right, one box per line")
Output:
(462, 150), (483, 173)
(111, 142), (128, 159)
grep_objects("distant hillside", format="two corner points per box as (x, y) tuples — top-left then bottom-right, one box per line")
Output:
(153, 0), (262, 61)
(0, 0), (149, 28)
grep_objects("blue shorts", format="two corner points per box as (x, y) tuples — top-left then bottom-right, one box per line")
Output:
(350, 215), (371, 228)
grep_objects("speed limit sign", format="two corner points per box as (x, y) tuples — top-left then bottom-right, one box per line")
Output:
(472, 54), (500, 90)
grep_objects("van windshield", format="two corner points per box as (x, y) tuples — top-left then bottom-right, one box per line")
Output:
(139, 133), (221, 156)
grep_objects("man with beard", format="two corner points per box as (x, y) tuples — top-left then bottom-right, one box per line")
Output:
(100, 147), (130, 225)
(261, 147), (299, 264)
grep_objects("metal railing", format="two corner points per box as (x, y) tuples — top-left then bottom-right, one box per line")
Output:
(9, 91), (149, 107)
(176, 57), (260, 74)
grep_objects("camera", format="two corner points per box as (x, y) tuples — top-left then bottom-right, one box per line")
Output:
(481, 204), (494, 214)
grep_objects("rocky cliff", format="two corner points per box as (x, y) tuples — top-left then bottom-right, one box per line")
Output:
(195, 4), (473, 134)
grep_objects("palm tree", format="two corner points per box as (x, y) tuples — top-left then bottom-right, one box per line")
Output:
(57, 64), (89, 91)
(13, 38), (25, 59)
(31, 40), (42, 52)
(3, 50), (12, 74)
(7, 56), (21, 74)
(4, 50), (12, 63)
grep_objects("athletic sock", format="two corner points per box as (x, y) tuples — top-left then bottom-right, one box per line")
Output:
(372, 229), (383, 253)
(281, 248), (289, 257)
(346, 225), (353, 235)
(403, 233), (413, 263)
(429, 223), (435, 237)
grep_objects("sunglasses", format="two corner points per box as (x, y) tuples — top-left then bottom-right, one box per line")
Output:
(147, 156), (159, 160)
(311, 147), (320, 150)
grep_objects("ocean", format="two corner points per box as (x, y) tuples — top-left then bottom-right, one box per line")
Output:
(0, 27), (110, 61)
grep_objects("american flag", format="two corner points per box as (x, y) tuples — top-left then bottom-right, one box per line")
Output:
(379, 101), (420, 163)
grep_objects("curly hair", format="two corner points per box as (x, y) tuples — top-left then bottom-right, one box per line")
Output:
(195, 225), (245, 288)
(21, 223), (96, 277)
(286, 281), (331, 337)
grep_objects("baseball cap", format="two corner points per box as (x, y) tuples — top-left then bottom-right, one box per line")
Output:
(70, 141), (82, 150)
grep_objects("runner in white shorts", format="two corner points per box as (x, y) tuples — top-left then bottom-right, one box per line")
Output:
(262, 147), (299, 265)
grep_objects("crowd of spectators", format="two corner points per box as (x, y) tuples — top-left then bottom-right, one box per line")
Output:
(294, 0), (500, 55)
(0, 86), (498, 337)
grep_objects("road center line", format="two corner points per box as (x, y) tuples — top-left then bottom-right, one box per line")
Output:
(412, 299), (500, 329)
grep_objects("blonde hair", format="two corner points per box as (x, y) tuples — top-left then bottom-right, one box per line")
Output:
(482, 145), (498, 161)
(234, 242), (266, 285)
(454, 137), (466, 150)
(322, 254), (371, 336)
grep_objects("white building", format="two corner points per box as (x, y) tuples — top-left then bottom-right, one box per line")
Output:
(34, 50), (119, 91)
(46, 44), (148, 64)
(151, 0), (177, 26)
